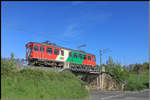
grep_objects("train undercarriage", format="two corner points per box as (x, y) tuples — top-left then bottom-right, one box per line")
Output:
(27, 58), (97, 72)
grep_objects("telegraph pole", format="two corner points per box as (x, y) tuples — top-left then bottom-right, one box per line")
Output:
(99, 48), (111, 90)
(99, 49), (109, 90)
(99, 48), (111, 71)
(100, 50), (102, 67)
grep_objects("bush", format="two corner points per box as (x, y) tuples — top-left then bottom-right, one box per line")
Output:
(124, 73), (149, 91)
(1, 53), (16, 76)
(105, 65), (129, 84)
(124, 81), (147, 91)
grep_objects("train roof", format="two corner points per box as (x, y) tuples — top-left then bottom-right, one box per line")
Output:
(26, 42), (96, 56)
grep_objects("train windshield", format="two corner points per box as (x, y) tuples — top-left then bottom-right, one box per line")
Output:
(29, 45), (33, 51)
(27, 45), (33, 57)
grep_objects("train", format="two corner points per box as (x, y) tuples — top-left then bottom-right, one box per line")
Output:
(25, 41), (97, 71)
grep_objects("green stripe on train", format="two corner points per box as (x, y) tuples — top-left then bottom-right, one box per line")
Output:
(66, 51), (85, 64)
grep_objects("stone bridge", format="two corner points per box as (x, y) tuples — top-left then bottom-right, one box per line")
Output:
(61, 67), (125, 91)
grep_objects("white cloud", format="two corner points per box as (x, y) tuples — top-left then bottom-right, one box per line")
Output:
(63, 23), (82, 39)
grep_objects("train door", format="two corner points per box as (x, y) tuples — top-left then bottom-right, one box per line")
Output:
(33, 44), (39, 58)
(56, 49), (65, 61)
(40, 46), (45, 59)
(87, 55), (91, 65)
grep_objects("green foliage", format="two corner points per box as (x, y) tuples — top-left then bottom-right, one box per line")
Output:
(114, 66), (129, 83)
(124, 81), (146, 91)
(105, 65), (129, 84)
(1, 63), (89, 99)
(129, 62), (149, 73)
(142, 62), (149, 72)
(95, 65), (101, 71)
(124, 73), (149, 91)
(133, 63), (142, 74)
(105, 63), (149, 91)
(1, 53), (16, 76)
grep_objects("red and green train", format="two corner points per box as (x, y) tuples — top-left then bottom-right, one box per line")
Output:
(26, 41), (96, 71)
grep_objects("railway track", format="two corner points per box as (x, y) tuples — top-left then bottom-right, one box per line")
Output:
(15, 59), (100, 73)
(15, 64), (100, 74)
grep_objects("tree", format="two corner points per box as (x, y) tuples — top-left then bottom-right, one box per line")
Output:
(142, 62), (149, 70)
(133, 63), (142, 88)
(128, 64), (134, 72)
(106, 56), (114, 67)
(1, 53), (16, 75)
(133, 63), (142, 74)
(110, 65), (129, 83)
(9, 52), (16, 67)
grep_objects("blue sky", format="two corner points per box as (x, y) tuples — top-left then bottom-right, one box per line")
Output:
(1, 1), (149, 65)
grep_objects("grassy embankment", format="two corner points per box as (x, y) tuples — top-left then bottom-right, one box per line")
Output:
(1, 59), (89, 99)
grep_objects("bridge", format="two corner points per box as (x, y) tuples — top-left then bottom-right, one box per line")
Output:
(59, 67), (124, 91)
(59, 67), (104, 90)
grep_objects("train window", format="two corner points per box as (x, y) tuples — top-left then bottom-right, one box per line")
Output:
(34, 45), (39, 51)
(40, 46), (45, 52)
(88, 56), (91, 61)
(29, 45), (33, 51)
(61, 50), (64, 56)
(94, 57), (96, 61)
(79, 54), (82, 59)
(69, 52), (72, 57)
(54, 49), (59, 55)
(84, 55), (87, 60)
(92, 56), (94, 61)
(74, 53), (77, 58)
(43, 47), (45, 52)
(47, 48), (52, 54)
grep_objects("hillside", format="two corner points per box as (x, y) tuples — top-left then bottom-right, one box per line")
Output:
(1, 59), (90, 99)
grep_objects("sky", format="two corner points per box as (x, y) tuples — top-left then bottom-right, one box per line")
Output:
(1, 1), (149, 65)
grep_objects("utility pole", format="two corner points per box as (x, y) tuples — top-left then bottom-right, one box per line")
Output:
(99, 48), (111, 90)
(100, 50), (102, 67)
(99, 48), (111, 67)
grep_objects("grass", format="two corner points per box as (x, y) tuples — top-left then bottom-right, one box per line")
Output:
(1, 66), (90, 99)
(124, 71), (149, 91)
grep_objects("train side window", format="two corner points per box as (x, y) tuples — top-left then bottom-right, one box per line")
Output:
(40, 47), (42, 52)
(61, 50), (64, 56)
(47, 48), (52, 54)
(34, 45), (39, 51)
(74, 53), (77, 58)
(69, 52), (72, 57)
(79, 54), (82, 59)
(54, 49), (59, 55)
(43, 47), (45, 52)
(88, 56), (91, 61)
(84, 55), (87, 60)
(40, 46), (45, 52)
(92, 56), (95, 61)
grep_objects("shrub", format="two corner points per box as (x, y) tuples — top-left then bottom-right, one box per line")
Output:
(124, 73), (149, 91)
(1, 53), (16, 76)
(105, 65), (129, 84)
(124, 81), (147, 91)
